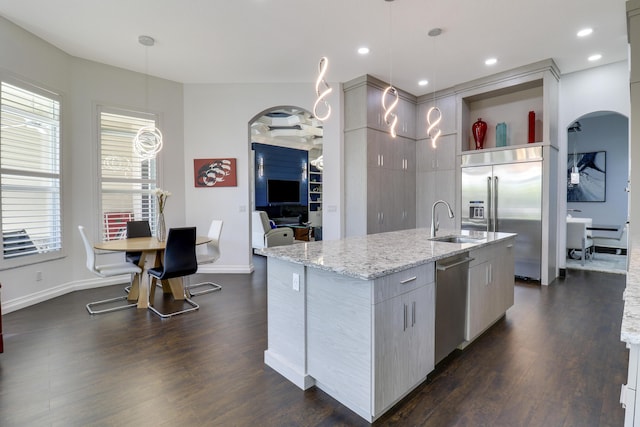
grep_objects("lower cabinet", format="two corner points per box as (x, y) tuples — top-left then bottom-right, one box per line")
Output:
(305, 263), (435, 422)
(466, 238), (515, 342)
(374, 283), (434, 413)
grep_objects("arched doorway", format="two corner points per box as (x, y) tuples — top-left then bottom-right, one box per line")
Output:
(565, 111), (629, 273)
(248, 106), (324, 248)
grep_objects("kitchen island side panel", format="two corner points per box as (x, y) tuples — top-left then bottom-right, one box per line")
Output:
(306, 268), (374, 420)
(263, 258), (314, 390)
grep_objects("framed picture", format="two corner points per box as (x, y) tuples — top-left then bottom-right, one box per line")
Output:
(194, 158), (237, 187)
(567, 151), (606, 202)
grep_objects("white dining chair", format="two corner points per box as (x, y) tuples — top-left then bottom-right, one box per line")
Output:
(188, 219), (224, 297)
(79, 225), (142, 314)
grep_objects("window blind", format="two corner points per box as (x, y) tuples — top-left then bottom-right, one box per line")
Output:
(0, 81), (61, 260)
(99, 110), (158, 241)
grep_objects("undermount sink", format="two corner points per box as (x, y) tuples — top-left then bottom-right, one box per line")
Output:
(429, 235), (484, 244)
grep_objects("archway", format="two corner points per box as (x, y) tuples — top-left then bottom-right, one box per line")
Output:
(248, 106), (324, 248)
(564, 110), (629, 273)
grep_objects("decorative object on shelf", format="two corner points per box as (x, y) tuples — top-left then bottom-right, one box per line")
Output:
(381, 0), (399, 138)
(472, 118), (487, 150)
(154, 188), (171, 241)
(310, 155), (323, 171)
(133, 35), (163, 160)
(193, 158), (237, 187)
(496, 122), (507, 147)
(312, 56), (332, 121)
(528, 111), (536, 143)
(567, 151), (606, 202)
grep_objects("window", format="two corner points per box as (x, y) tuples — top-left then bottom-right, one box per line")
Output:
(99, 108), (159, 241)
(0, 80), (62, 264)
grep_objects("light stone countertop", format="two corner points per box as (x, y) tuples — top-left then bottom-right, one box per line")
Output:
(621, 237), (640, 344)
(260, 228), (516, 280)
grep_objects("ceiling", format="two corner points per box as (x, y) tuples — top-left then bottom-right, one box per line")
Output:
(0, 0), (629, 97)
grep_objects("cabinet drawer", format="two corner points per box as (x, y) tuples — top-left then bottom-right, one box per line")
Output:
(469, 245), (496, 267)
(373, 263), (435, 304)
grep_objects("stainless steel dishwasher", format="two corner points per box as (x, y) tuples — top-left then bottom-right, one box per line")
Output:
(435, 253), (473, 364)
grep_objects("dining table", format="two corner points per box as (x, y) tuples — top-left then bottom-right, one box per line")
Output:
(94, 235), (211, 309)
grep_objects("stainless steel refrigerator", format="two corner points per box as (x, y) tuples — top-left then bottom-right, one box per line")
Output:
(461, 147), (543, 281)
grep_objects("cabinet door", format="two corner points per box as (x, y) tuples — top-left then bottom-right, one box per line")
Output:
(466, 261), (495, 341)
(495, 239), (515, 314)
(374, 284), (434, 415)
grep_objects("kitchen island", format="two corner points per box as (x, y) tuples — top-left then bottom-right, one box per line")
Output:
(261, 228), (516, 422)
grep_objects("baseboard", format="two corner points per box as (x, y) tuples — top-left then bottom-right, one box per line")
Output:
(196, 264), (254, 274)
(2, 276), (129, 314)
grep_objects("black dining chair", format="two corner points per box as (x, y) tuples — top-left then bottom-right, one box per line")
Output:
(125, 220), (152, 265)
(147, 227), (199, 318)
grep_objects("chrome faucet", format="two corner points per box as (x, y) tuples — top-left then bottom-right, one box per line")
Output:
(431, 200), (455, 238)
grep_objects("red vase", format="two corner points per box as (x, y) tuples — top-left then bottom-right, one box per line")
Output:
(472, 118), (487, 150)
(528, 111), (535, 143)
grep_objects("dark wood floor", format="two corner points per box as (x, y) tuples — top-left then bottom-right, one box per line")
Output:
(0, 258), (628, 426)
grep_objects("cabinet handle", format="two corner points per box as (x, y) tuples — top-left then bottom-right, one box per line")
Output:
(489, 263), (493, 284)
(412, 301), (416, 327)
(400, 276), (417, 284)
(507, 244), (514, 248)
(404, 304), (408, 331)
(381, 154), (384, 167)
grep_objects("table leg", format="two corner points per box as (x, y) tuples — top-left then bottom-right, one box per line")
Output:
(136, 250), (161, 309)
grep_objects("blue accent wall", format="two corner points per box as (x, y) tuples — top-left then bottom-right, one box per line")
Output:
(252, 143), (308, 207)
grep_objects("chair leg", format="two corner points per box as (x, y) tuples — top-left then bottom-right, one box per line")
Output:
(148, 295), (199, 318)
(187, 280), (222, 297)
(86, 295), (137, 315)
(148, 276), (199, 318)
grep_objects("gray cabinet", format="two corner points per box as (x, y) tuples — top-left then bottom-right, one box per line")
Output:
(374, 283), (433, 413)
(465, 238), (515, 342)
(344, 75), (418, 237)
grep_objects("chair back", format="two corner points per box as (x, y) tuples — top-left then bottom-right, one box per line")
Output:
(78, 225), (97, 273)
(198, 220), (223, 264)
(566, 222), (588, 249)
(161, 227), (198, 279)
(126, 220), (151, 238)
(253, 211), (271, 233)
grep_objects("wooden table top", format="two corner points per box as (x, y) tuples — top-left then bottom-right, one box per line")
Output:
(94, 236), (211, 252)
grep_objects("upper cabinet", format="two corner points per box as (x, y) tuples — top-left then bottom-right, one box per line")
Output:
(455, 59), (560, 154)
(344, 75), (417, 139)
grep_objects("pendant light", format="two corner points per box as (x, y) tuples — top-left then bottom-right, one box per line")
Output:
(381, 0), (399, 138)
(313, 56), (332, 121)
(569, 121), (581, 186)
(427, 28), (443, 149)
(133, 35), (163, 160)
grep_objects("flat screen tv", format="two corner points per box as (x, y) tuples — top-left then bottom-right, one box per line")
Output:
(267, 179), (300, 204)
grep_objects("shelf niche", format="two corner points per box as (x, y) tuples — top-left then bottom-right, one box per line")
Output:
(456, 59), (559, 155)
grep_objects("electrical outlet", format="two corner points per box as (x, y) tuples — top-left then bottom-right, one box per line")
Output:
(292, 273), (300, 291)
(36, 271), (42, 281)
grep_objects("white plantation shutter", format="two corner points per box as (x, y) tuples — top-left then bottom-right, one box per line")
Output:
(0, 81), (62, 263)
(99, 108), (159, 241)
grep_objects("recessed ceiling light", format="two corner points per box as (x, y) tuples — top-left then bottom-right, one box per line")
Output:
(358, 47), (370, 55)
(577, 28), (593, 37)
(588, 54), (602, 62)
(485, 58), (497, 66)
(418, 80), (429, 86)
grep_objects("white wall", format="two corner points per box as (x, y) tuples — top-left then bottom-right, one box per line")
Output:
(558, 61), (630, 269)
(183, 83), (343, 272)
(0, 17), (184, 312)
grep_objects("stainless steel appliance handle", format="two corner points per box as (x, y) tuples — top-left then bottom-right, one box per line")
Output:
(487, 177), (492, 232)
(493, 176), (499, 232)
(436, 257), (474, 271)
